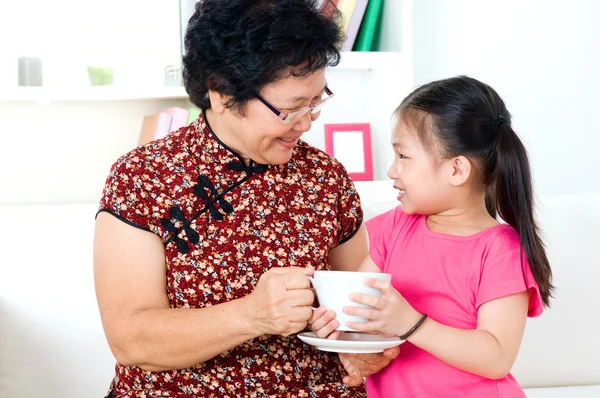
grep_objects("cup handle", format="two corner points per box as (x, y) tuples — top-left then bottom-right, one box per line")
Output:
(307, 276), (317, 310)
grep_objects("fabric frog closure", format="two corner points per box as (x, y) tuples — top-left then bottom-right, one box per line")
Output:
(160, 160), (268, 254)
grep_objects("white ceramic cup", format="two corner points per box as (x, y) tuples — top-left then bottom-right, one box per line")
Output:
(308, 270), (392, 331)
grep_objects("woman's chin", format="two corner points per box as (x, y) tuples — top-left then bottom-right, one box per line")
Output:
(263, 149), (295, 166)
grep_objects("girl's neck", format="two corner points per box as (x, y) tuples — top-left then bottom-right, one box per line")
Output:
(426, 193), (498, 236)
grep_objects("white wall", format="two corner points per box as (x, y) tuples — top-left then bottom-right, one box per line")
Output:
(4, 0), (598, 204)
(412, 0), (600, 195)
(0, 99), (189, 205)
(0, 0), (181, 89)
(0, 1), (414, 205)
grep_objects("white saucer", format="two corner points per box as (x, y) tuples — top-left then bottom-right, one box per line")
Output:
(297, 332), (404, 353)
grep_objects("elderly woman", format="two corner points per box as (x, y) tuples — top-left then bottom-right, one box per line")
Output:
(94, 0), (397, 396)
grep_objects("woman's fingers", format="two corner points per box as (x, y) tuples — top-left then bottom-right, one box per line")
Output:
(289, 306), (313, 323)
(287, 289), (315, 307)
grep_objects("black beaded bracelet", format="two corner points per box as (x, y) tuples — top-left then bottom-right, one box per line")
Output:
(399, 313), (428, 340)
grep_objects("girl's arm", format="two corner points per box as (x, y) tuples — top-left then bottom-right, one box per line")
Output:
(345, 279), (529, 379)
(407, 292), (528, 379)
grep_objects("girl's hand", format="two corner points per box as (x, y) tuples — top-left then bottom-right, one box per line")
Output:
(308, 306), (343, 340)
(343, 277), (421, 337)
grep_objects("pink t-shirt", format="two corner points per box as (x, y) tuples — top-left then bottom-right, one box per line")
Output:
(365, 206), (543, 398)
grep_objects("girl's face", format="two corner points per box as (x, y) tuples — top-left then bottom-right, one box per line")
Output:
(216, 69), (328, 166)
(387, 118), (453, 215)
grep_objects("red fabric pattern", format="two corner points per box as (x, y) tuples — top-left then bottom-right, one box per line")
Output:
(98, 113), (365, 397)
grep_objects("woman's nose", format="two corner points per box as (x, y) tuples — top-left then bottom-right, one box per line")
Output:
(293, 111), (313, 132)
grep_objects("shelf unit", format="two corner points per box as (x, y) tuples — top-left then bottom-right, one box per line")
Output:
(1, 0), (413, 205)
(0, 52), (403, 103)
(0, 86), (188, 103)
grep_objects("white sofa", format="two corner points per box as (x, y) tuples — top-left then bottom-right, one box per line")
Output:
(1, 182), (599, 397)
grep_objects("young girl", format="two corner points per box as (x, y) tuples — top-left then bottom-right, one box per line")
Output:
(310, 76), (553, 396)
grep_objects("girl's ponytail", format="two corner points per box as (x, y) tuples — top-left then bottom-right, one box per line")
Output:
(493, 124), (554, 306)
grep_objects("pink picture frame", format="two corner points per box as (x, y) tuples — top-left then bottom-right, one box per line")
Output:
(324, 123), (374, 181)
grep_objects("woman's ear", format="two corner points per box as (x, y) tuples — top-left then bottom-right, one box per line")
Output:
(207, 89), (228, 114)
(448, 155), (472, 187)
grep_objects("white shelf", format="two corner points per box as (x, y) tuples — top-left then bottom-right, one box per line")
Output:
(0, 86), (189, 103)
(335, 51), (403, 70)
(0, 52), (402, 103)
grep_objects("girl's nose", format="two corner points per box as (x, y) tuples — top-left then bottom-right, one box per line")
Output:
(387, 163), (398, 180)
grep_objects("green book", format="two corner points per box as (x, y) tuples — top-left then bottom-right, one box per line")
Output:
(353, 0), (384, 52)
(187, 107), (201, 124)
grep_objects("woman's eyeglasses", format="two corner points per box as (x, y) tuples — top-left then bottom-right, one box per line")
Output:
(256, 86), (334, 125)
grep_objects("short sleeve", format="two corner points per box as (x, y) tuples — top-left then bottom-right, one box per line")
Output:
(97, 153), (160, 236)
(365, 207), (402, 271)
(476, 243), (544, 318)
(334, 164), (363, 245)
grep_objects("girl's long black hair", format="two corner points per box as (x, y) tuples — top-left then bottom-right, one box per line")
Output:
(397, 76), (553, 306)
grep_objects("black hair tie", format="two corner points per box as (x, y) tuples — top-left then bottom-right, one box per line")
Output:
(490, 115), (506, 133)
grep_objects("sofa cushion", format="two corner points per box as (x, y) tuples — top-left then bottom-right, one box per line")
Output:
(1, 189), (599, 396)
(0, 203), (116, 398)
(524, 385), (600, 397)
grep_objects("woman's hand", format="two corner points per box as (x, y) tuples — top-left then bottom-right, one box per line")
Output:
(343, 277), (421, 337)
(339, 347), (400, 386)
(247, 267), (315, 337)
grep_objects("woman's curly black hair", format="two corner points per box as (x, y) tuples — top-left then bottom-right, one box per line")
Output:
(182, 0), (344, 115)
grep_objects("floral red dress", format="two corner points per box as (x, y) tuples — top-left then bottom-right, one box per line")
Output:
(98, 111), (366, 397)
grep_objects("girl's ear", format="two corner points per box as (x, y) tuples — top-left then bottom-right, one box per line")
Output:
(448, 155), (472, 187)
(207, 89), (228, 114)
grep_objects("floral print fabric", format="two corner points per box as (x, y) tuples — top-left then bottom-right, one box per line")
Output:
(98, 112), (365, 397)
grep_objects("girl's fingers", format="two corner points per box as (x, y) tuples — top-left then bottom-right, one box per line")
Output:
(348, 292), (380, 308)
(343, 305), (377, 320)
(345, 321), (374, 332)
(316, 319), (340, 339)
(326, 330), (342, 340)
(310, 309), (336, 330)
(308, 306), (327, 324)
(364, 277), (391, 291)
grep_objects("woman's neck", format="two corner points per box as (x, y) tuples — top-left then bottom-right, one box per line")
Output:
(204, 108), (252, 166)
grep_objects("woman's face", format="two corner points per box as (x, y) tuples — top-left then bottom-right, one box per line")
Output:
(218, 69), (328, 165)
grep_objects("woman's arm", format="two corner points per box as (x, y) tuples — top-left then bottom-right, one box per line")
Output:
(328, 223), (369, 271)
(345, 278), (530, 380)
(94, 213), (314, 371)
